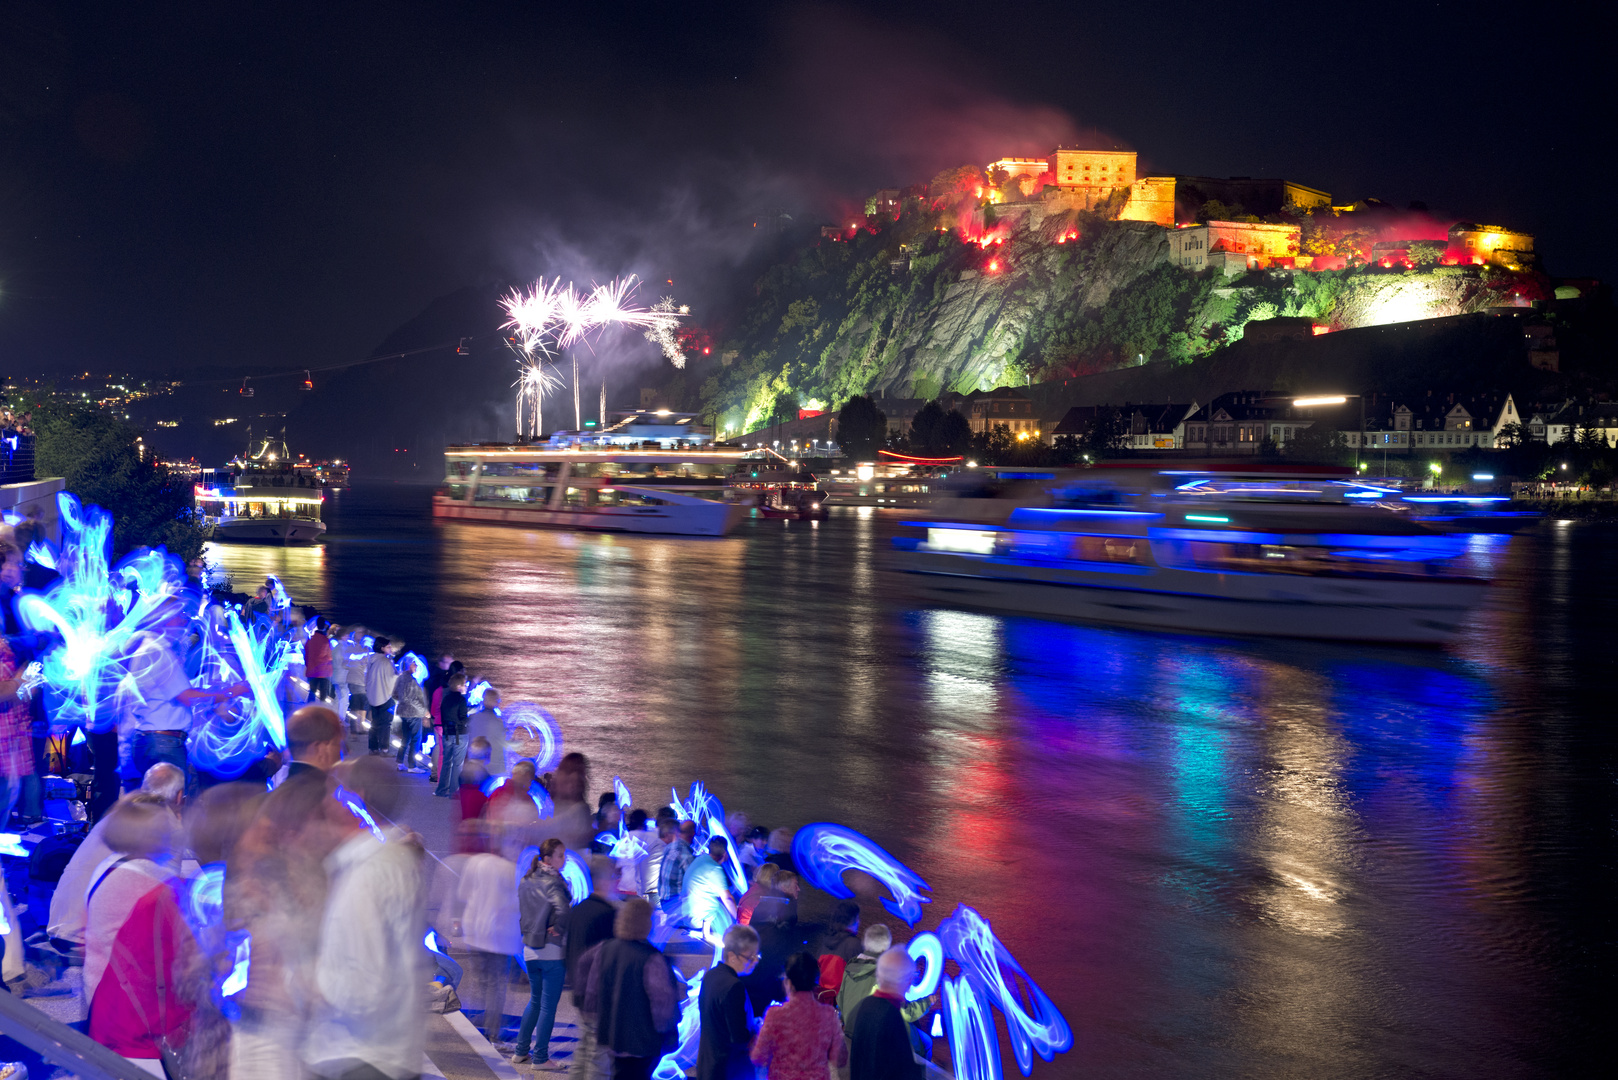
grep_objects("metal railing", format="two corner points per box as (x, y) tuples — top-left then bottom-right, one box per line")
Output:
(0, 989), (156, 1080)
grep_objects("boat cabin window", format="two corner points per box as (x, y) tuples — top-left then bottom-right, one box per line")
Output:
(475, 484), (550, 504)
(1153, 539), (1451, 579)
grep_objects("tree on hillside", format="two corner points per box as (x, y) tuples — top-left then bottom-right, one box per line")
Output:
(909, 400), (945, 452)
(31, 403), (209, 560)
(938, 410), (973, 456)
(766, 390), (799, 429)
(836, 396), (888, 461)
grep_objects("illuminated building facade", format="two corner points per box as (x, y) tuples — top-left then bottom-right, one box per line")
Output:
(1053, 402), (1198, 449)
(1045, 148), (1137, 210)
(961, 387), (1045, 442)
(1168, 221), (1301, 272)
(986, 157), (1050, 179)
(1446, 223), (1535, 270)
(1118, 176), (1177, 226)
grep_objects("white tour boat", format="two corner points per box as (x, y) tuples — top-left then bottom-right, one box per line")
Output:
(892, 466), (1499, 644)
(196, 435), (327, 544)
(434, 411), (749, 537)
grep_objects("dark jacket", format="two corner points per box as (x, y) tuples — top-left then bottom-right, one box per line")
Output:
(518, 864), (572, 951)
(439, 689), (469, 737)
(813, 926), (861, 963)
(565, 895), (618, 1004)
(590, 938), (682, 1059)
(696, 962), (755, 1080)
(847, 993), (922, 1080)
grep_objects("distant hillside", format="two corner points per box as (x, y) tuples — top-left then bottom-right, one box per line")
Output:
(696, 208), (1555, 433)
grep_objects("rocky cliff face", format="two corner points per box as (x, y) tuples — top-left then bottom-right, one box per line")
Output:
(703, 214), (1183, 431)
(703, 210), (1545, 433)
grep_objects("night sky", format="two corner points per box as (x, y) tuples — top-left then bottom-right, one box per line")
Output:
(0, 0), (1608, 381)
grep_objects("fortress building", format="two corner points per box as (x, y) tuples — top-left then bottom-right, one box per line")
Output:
(1447, 223), (1535, 270)
(1168, 220), (1301, 273)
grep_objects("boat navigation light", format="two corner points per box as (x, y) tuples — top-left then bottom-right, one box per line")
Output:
(1294, 395), (1347, 407)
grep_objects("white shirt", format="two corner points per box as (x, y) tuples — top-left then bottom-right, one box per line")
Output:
(46, 820), (114, 945)
(456, 853), (521, 956)
(305, 830), (427, 1080)
(363, 653), (399, 708)
(124, 635), (195, 733)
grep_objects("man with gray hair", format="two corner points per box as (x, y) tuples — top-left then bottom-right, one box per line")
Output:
(846, 948), (924, 1080)
(697, 923), (759, 1080)
(47, 762), (185, 949)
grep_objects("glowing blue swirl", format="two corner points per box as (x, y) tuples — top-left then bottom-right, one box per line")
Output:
(502, 700), (562, 772)
(614, 775), (632, 818)
(944, 975), (1003, 1080)
(186, 864), (226, 929)
(906, 931), (944, 1002)
(652, 967), (704, 1080)
(703, 813), (748, 898)
(937, 904), (1072, 1075)
(17, 493), (186, 733)
(790, 823), (932, 925)
(561, 849), (590, 905)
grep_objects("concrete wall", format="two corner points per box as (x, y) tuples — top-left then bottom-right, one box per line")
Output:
(0, 477), (66, 547)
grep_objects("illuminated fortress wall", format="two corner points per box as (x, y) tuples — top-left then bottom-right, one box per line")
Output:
(1045, 148), (1137, 209)
(1447, 223), (1535, 270)
(1169, 221), (1301, 270)
(1119, 176), (1177, 226)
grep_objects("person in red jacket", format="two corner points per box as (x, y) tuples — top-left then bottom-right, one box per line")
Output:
(84, 798), (199, 1072)
(303, 617), (334, 702)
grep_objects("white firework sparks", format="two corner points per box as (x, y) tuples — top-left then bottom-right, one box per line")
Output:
(500, 273), (690, 430)
(643, 296), (688, 368)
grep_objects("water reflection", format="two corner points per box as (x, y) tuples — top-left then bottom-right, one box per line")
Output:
(199, 488), (1613, 1077)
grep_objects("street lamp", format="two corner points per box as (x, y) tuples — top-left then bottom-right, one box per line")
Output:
(1294, 393), (1366, 470)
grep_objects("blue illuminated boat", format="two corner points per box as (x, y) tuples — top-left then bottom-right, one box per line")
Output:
(892, 468), (1497, 644)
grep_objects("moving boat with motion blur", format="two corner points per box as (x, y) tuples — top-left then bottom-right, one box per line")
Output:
(892, 465), (1503, 644)
(434, 411), (748, 537)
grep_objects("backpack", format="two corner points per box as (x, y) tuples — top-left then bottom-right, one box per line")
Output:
(816, 954), (847, 1005)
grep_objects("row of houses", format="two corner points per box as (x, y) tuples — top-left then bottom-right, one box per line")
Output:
(735, 383), (1618, 454)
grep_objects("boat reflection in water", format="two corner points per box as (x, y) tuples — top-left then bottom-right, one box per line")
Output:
(893, 465), (1518, 644)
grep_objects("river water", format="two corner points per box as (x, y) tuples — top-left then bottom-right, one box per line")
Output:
(206, 484), (1614, 1078)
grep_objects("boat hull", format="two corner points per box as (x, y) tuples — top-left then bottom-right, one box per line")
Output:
(433, 498), (745, 537)
(895, 549), (1489, 644)
(211, 519), (327, 544)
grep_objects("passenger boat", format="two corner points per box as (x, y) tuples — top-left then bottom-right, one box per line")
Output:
(891, 466), (1498, 644)
(296, 459), (351, 487)
(434, 411), (748, 537)
(196, 434), (327, 544)
(727, 466), (827, 519)
(819, 452), (961, 508)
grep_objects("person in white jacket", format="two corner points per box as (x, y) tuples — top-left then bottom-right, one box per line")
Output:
(304, 771), (428, 1080)
(362, 638), (400, 755)
(457, 833), (523, 1048)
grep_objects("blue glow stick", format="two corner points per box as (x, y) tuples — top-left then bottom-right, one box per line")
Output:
(944, 975), (1003, 1080)
(907, 931), (944, 1001)
(791, 823), (932, 925)
(938, 904), (1072, 1075)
